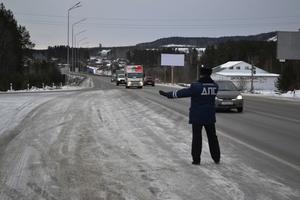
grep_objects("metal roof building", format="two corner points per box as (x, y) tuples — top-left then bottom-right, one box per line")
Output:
(211, 61), (279, 91)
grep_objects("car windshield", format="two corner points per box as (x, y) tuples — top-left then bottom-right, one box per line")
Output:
(118, 74), (125, 78)
(127, 73), (143, 78)
(216, 81), (238, 91)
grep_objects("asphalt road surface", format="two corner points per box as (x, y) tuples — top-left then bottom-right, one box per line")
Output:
(0, 75), (299, 200)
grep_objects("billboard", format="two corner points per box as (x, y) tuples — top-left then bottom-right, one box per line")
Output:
(277, 31), (300, 60)
(161, 54), (185, 66)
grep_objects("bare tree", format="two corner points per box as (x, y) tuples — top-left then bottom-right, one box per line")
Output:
(236, 77), (248, 91)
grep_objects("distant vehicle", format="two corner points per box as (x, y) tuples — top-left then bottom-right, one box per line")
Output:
(143, 76), (155, 86)
(116, 70), (125, 86)
(118, 61), (127, 68)
(125, 65), (144, 89)
(111, 74), (116, 82)
(117, 58), (128, 68)
(215, 80), (243, 112)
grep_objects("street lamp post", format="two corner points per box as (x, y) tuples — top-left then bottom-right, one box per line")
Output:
(74, 30), (86, 71)
(78, 41), (89, 72)
(67, 2), (81, 70)
(77, 38), (87, 71)
(72, 18), (86, 71)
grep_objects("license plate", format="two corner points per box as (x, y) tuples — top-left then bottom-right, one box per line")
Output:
(221, 101), (233, 105)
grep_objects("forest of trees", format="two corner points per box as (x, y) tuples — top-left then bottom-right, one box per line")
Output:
(127, 40), (300, 91)
(136, 32), (276, 48)
(44, 45), (89, 63)
(0, 3), (64, 91)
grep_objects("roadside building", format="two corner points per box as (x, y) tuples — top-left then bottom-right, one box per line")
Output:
(211, 61), (279, 91)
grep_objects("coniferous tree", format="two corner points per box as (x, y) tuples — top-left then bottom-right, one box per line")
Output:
(0, 3), (35, 90)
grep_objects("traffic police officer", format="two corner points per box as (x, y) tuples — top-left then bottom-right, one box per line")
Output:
(159, 67), (220, 165)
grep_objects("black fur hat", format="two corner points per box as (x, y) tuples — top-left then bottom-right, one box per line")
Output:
(199, 67), (212, 76)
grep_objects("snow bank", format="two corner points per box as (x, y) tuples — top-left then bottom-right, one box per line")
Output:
(1, 75), (94, 94)
(244, 90), (300, 101)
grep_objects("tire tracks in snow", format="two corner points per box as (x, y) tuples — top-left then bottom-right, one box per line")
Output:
(0, 89), (299, 199)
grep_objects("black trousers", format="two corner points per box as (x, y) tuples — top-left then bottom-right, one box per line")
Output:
(192, 123), (220, 162)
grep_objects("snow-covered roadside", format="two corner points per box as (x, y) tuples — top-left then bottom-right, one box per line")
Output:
(1, 74), (94, 94)
(243, 90), (300, 101)
(0, 94), (59, 137)
(0, 76), (93, 137)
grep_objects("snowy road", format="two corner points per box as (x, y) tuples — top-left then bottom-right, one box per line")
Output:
(0, 76), (299, 200)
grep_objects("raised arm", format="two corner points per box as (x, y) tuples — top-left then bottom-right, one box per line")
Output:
(159, 87), (193, 99)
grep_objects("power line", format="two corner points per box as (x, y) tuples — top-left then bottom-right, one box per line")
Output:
(18, 19), (300, 29)
(14, 12), (300, 22)
(14, 12), (299, 31)
(15, 12), (66, 18)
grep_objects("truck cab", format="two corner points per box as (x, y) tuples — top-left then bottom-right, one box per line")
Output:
(125, 65), (144, 88)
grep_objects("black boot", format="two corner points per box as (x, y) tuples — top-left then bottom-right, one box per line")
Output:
(214, 159), (220, 164)
(192, 158), (201, 165)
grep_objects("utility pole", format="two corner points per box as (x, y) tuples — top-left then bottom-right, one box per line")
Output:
(164, 67), (167, 83)
(171, 66), (174, 84)
(197, 64), (203, 80)
(77, 38), (88, 72)
(74, 30), (86, 72)
(197, 65), (199, 80)
(250, 60), (256, 93)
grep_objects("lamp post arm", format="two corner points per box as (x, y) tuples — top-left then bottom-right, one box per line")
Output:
(67, 1), (82, 68)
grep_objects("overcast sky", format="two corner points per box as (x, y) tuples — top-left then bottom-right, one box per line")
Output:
(1, 0), (300, 49)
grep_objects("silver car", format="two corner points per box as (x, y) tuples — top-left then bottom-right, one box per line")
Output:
(215, 80), (243, 112)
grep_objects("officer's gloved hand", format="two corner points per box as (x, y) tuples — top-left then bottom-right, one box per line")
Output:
(159, 90), (168, 97)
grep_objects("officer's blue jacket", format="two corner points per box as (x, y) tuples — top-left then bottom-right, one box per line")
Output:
(165, 78), (218, 124)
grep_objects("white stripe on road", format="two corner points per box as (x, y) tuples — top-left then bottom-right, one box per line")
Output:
(217, 129), (300, 172)
(248, 109), (300, 124)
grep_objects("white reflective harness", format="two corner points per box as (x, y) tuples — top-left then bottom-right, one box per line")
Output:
(172, 90), (178, 98)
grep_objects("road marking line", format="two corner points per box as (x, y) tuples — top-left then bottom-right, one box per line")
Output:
(217, 129), (300, 172)
(248, 109), (300, 124)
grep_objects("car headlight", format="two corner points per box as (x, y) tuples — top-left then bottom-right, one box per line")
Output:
(215, 96), (219, 100)
(237, 95), (243, 100)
